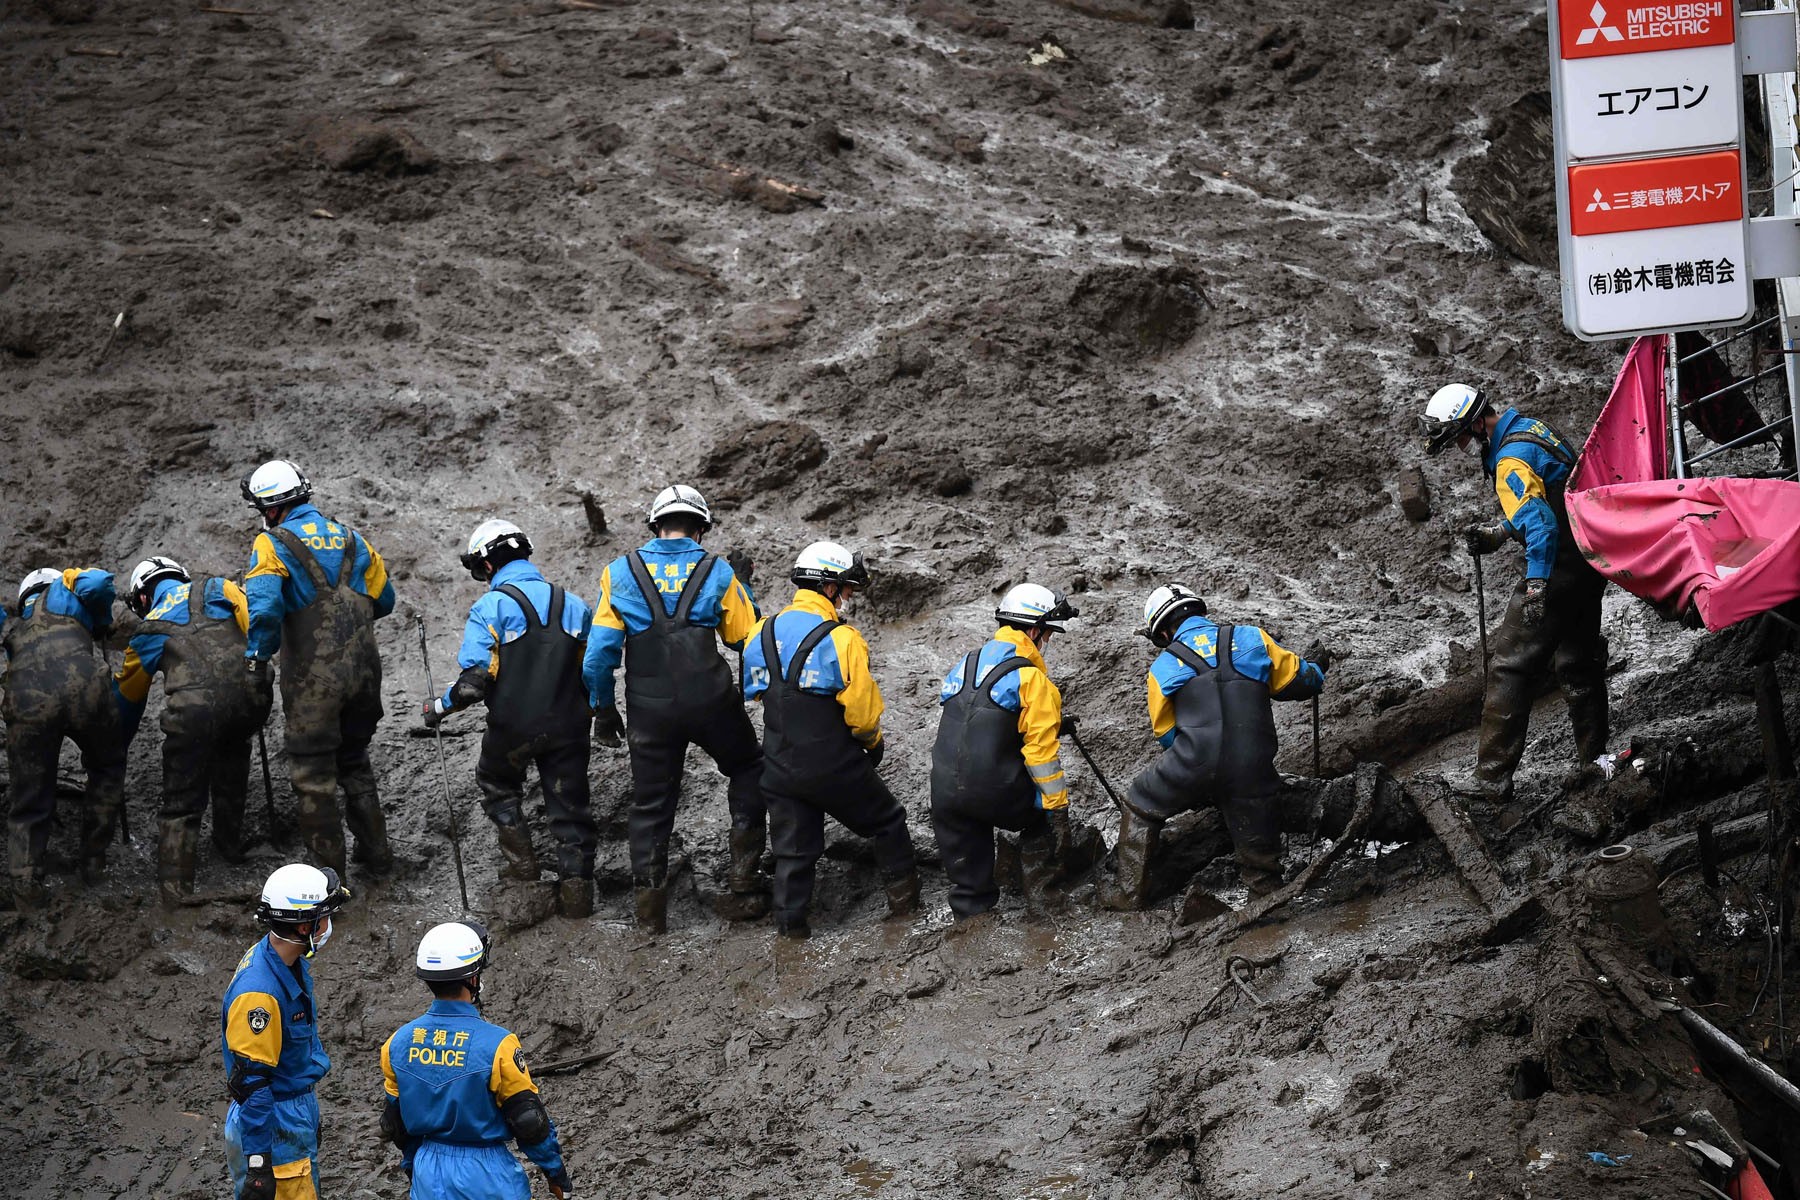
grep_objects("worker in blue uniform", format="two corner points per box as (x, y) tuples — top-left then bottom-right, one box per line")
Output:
(241, 459), (395, 879)
(380, 921), (575, 1199)
(4, 566), (124, 905)
(582, 484), (764, 932)
(116, 556), (272, 905)
(1420, 383), (1609, 801)
(423, 520), (597, 917)
(1101, 584), (1328, 909)
(221, 863), (351, 1200)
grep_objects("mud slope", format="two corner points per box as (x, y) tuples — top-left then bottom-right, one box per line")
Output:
(3, 1), (1798, 1198)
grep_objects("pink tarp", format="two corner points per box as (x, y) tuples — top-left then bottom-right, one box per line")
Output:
(1566, 336), (1800, 631)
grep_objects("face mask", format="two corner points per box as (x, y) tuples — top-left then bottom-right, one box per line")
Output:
(306, 917), (333, 958)
(1463, 436), (1485, 458)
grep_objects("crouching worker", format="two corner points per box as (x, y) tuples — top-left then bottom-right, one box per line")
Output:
(930, 584), (1102, 919)
(424, 521), (597, 918)
(1101, 584), (1329, 910)
(744, 542), (918, 938)
(380, 922), (575, 1199)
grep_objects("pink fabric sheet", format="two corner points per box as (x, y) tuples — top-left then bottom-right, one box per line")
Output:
(1566, 336), (1800, 631)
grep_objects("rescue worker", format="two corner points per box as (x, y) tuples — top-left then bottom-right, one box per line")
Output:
(379, 922), (575, 1199)
(1101, 584), (1329, 909)
(3, 566), (124, 905)
(930, 583), (1103, 918)
(116, 556), (273, 905)
(743, 542), (918, 938)
(423, 521), (598, 918)
(222, 862), (351, 1200)
(242, 460), (395, 879)
(582, 485), (764, 933)
(1419, 383), (1609, 801)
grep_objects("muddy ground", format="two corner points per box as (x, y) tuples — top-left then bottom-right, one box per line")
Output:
(4, 0), (1800, 1196)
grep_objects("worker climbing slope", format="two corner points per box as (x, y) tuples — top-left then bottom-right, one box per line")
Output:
(1420, 382), (1609, 800)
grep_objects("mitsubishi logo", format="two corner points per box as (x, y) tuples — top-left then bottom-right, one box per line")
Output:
(1575, 1), (1625, 45)
(1585, 188), (1611, 212)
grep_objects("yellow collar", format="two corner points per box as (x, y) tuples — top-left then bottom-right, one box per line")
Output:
(787, 589), (843, 623)
(994, 625), (1046, 671)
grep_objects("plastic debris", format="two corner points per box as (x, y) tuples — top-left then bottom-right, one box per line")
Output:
(1586, 1151), (1631, 1166)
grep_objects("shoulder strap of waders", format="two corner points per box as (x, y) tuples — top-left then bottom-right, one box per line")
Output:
(626, 551), (669, 632)
(269, 526), (334, 592)
(1165, 625), (1231, 678)
(785, 619), (842, 687)
(671, 553), (717, 628)
(496, 584), (543, 634)
(979, 655), (1034, 699)
(1498, 426), (1576, 470)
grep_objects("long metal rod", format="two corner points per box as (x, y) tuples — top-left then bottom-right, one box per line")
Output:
(1065, 725), (1125, 809)
(417, 619), (472, 913)
(1686, 414), (1795, 465)
(1668, 332), (1690, 479)
(1677, 362), (1787, 411)
(1676, 314), (1780, 363)
(258, 728), (280, 845)
(1473, 551), (1490, 669)
(1673, 1004), (1800, 1118)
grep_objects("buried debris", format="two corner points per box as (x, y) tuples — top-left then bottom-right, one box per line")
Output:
(658, 147), (825, 213)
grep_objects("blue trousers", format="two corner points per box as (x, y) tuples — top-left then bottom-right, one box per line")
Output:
(225, 1091), (321, 1198)
(413, 1140), (530, 1200)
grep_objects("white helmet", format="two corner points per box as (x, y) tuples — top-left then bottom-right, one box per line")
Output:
(791, 540), (870, 589)
(415, 920), (491, 983)
(995, 583), (1079, 633)
(127, 556), (189, 616)
(240, 460), (313, 510)
(18, 568), (60, 604)
(1418, 383), (1491, 456)
(1142, 583), (1208, 645)
(256, 863), (349, 956)
(647, 484), (713, 532)
(460, 519), (532, 579)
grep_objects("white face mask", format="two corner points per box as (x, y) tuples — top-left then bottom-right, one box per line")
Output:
(307, 916), (333, 957)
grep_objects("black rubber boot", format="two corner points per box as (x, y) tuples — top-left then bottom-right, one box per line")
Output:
(557, 875), (593, 919)
(1019, 830), (1060, 915)
(1097, 809), (1161, 912)
(495, 817), (540, 882)
(714, 825), (772, 921)
(883, 870), (921, 920)
(635, 877), (669, 934)
(157, 818), (199, 908)
(776, 914), (811, 939)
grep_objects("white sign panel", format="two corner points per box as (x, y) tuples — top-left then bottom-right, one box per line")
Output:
(1559, 41), (1740, 158)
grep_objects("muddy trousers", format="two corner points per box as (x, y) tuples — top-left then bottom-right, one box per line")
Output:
(767, 761), (915, 928)
(5, 715), (125, 882)
(1124, 765), (1284, 897)
(284, 684), (387, 879)
(1477, 566), (1609, 788)
(159, 720), (258, 892)
(476, 728), (597, 879)
(624, 697), (764, 882)
(931, 784), (1048, 918)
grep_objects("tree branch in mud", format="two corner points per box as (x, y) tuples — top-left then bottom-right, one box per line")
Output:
(658, 147), (825, 214)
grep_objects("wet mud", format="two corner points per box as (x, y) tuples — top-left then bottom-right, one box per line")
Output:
(3, 0), (1800, 1197)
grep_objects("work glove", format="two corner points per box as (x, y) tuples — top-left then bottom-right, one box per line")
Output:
(865, 739), (885, 769)
(245, 657), (274, 703)
(543, 1166), (574, 1199)
(1301, 640), (1334, 673)
(1045, 806), (1074, 865)
(1058, 715), (1078, 737)
(1463, 523), (1509, 557)
(1521, 578), (1548, 628)
(727, 547), (755, 585)
(420, 698), (447, 729)
(239, 1155), (276, 1200)
(591, 706), (625, 746)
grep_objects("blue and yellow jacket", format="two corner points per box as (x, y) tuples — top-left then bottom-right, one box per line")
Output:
(742, 588), (885, 748)
(244, 503), (394, 660)
(220, 936), (331, 1159)
(1485, 408), (1576, 581)
(10, 568), (116, 641)
(443, 559), (591, 711)
(582, 537), (757, 709)
(115, 576), (251, 738)
(938, 627), (1067, 809)
(380, 999), (566, 1178)
(1147, 614), (1324, 747)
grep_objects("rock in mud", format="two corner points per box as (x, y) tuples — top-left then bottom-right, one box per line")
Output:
(297, 115), (438, 175)
(722, 299), (812, 350)
(911, 1), (1010, 38)
(1068, 265), (1206, 357)
(492, 880), (558, 932)
(1398, 464), (1431, 522)
(1451, 91), (1555, 268)
(700, 420), (826, 502)
(1051, 0), (1194, 29)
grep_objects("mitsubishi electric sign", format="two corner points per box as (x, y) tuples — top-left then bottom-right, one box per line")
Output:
(1549, 0), (1753, 340)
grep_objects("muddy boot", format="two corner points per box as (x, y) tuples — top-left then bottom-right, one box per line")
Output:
(776, 914), (811, 939)
(883, 869), (921, 920)
(557, 875), (593, 919)
(635, 876), (669, 934)
(79, 856), (107, 887)
(1235, 846), (1285, 898)
(157, 819), (200, 909)
(1098, 809), (1161, 912)
(495, 817), (540, 883)
(1019, 830), (1060, 915)
(715, 825), (773, 921)
(7, 822), (48, 910)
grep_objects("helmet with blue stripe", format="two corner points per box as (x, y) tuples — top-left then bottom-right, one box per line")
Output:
(995, 582), (1079, 633)
(1418, 383), (1491, 456)
(415, 921), (492, 982)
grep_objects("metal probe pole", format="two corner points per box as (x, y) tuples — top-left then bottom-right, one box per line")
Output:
(258, 729), (280, 845)
(417, 619), (471, 913)
(1066, 724), (1125, 809)
(1472, 550), (1490, 669)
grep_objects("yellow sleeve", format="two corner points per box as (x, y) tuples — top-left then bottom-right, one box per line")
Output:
(115, 645), (154, 705)
(488, 1032), (539, 1105)
(830, 626), (885, 746)
(592, 569), (624, 635)
(360, 534), (391, 597)
(381, 1035), (399, 1097)
(247, 532), (289, 581)
(1016, 668), (1068, 809)
(1493, 455), (1546, 525)
(1258, 629), (1304, 696)
(1148, 672), (1176, 744)
(221, 579), (252, 636)
(718, 574), (757, 650)
(225, 991), (284, 1064)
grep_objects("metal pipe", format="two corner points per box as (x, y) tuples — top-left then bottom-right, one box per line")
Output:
(1066, 724), (1126, 810)
(1676, 315), (1780, 363)
(1672, 1004), (1800, 1118)
(417, 619), (472, 914)
(1668, 333), (1690, 479)
(1687, 415), (1795, 465)
(1678, 362), (1788, 412)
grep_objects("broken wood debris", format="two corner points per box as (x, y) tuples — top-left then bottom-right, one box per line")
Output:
(658, 147), (825, 214)
(68, 46), (124, 59)
(619, 232), (721, 289)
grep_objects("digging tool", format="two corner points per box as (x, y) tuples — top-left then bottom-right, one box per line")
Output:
(1472, 549), (1490, 669)
(417, 618), (472, 913)
(258, 728), (281, 845)
(1311, 695), (1321, 778)
(1065, 723), (1124, 809)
